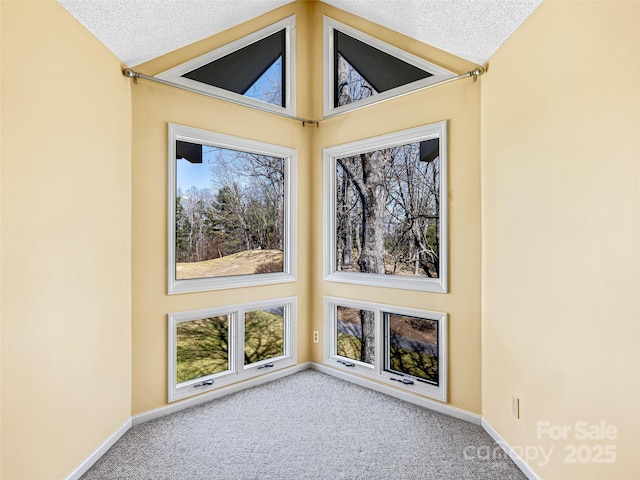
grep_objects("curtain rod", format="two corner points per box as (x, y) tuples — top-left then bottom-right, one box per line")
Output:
(122, 67), (484, 127)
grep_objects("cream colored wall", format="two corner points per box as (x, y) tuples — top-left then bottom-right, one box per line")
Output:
(0, 2), (3, 474)
(309, 3), (483, 414)
(130, 3), (312, 415)
(481, 1), (640, 479)
(0, 1), (132, 478)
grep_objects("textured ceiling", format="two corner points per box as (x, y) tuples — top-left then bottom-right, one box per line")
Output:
(322, 0), (542, 65)
(57, 0), (542, 68)
(57, 0), (295, 67)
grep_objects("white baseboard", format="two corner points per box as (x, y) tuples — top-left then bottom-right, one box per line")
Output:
(310, 362), (482, 425)
(132, 362), (311, 425)
(481, 417), (542, 480)
(65, 418), (132, 480)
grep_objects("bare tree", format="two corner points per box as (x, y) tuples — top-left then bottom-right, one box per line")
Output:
(384, 143), (440, 277)
(334, 58), (388, 365)
(336, 170), (354, 268)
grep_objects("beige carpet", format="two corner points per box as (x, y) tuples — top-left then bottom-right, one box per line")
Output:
(82, 370), (526, 479)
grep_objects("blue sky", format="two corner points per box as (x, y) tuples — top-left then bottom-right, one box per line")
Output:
(176, 147), (262, 194)
(244, 56), (282, 105)
(177, 158), (211, 192)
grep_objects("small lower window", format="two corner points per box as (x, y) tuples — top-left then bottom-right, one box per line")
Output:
(244, 307), (285, 366)
(325, 296), (446, 402)
(336, 306), (375, 366)
(176, 315), (231, 384)
(169, 297), (296, 402)
(384, 313), (439, 385)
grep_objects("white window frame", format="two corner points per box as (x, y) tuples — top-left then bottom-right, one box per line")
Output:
(168, 123), (297, 294)
(157, 16), (296, 116)
(323, 122), (448, 293)
(324, 296), (447, 402)
(323, 16), (455, 117)
(324, 297), (381, 374)
(168, 297), (297, 402)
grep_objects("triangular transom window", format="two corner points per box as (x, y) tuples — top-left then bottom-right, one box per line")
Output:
(324, 17), (455, 116)
(157, 16), (295, 115)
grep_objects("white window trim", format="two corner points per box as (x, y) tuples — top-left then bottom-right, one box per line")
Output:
(168, 123), (297, 294)
(168, 297), (297, 402)
(323, 16), (455, 117)
(157, 16), (296, 116)
(324, 296), (447, 403)
(323, 122), (448, 293)
(323, 297), (381, 374)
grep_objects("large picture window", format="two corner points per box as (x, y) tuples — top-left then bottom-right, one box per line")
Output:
(169, 297), (297, 402)
(169, 124), (296, 294)
(323, 122), (447, 293)
(324, 296), (447, 402)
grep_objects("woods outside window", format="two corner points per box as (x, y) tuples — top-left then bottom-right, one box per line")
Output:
(323, 122), (447, 293)
(169, 124), (296, 294)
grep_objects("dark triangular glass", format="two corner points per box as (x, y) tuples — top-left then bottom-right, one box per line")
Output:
(183, 30), (285, 107)
(334, 30), (432, 108)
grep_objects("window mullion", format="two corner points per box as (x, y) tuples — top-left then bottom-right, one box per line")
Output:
(234, 310), (244, 375)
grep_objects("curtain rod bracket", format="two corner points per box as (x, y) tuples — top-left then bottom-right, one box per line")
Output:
(123, 68), (139, 84)
(470, 67), (485, 83)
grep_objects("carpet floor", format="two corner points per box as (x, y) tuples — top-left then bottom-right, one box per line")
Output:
(81, 370), (526, 479)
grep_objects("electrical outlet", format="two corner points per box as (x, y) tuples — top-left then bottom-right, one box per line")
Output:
(512, 395), (520, 419)
(313, 331), (319, 343)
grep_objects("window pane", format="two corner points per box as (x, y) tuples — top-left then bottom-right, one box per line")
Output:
(176, 316), (229, 384)
(335, 53), (376, 107)
(336, 306), (375, 365)
(385, 313), (438, 384)
(244, 56), (283, 106)
(335, 140), (440, 278)
(175, 144), (285, 280)
(182, 29), (285, 108)
(333, 29), (431, 108)
(244, 307), (285, 365)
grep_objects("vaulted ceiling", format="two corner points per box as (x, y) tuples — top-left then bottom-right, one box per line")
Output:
(57, 0), (542, 68)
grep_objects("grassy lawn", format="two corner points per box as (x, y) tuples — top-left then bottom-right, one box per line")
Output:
(176, 309), (284, 384)
(337, 333), (438, 383)
(176, 249), (283, 280)
(177, 309), (437, 385)
(176, 316), (229, 384)
(389, 347), (438, 383)
(337, 331), (362, 361)
(244, 309), (284, 365)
